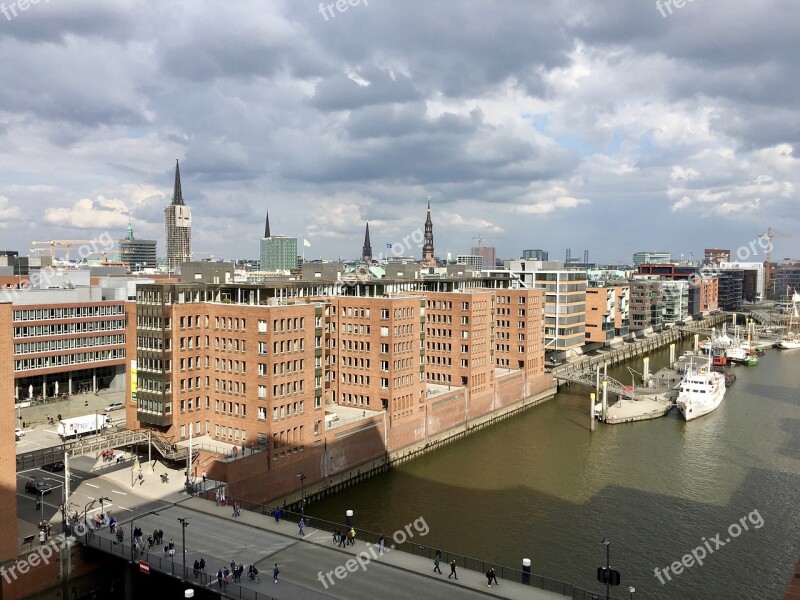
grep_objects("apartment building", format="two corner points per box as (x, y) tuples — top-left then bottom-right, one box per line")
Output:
(585, 285), (630, 343)
(131, 284), (321, 462)
(325, 296), (425, 427)
(423, 290), (494, 395)
(661, 280), (690, 324)
(629, 279), (663, 331)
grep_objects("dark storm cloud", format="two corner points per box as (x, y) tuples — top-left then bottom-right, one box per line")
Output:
(0, 0), (796, 262)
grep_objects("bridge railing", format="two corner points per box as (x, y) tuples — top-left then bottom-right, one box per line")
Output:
(214, 502), (621, 600)
(81, 533), (280, 600)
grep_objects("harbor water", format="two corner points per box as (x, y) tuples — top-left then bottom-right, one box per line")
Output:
(309, 342), (800, 599)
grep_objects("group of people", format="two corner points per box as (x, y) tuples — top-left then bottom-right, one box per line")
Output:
(192, 557), (207, 578)
(331, 527), (357, 547)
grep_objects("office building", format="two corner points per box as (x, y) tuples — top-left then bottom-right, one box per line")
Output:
(471, 246), (496, 269)
(522, 249), (548, 261)
(260, 212), (298, 271)
(633, 251), (671, 267)
(118, 217), (157, 272)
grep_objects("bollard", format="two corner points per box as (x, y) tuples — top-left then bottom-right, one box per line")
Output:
(522, 558), (531, 585)
(346, 509), (353, 529)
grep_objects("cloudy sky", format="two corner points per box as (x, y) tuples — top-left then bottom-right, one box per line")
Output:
(0, 0), (798, 265)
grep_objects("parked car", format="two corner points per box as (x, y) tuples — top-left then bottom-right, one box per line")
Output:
(24, 480), (51, 494)
(104, 402), (124, 412)
(15, 428), (23, 441)
(42, 461), (65, 472)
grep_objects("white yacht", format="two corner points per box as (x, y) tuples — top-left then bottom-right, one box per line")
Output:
(676, 364), (726, 422)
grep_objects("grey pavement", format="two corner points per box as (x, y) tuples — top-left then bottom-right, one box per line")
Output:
(113, 497), (570, 600)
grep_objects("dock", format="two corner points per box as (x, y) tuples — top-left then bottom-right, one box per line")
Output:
(604, 395), (674, 424)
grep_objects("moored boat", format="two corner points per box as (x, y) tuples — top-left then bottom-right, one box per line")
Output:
(676, 361), (726, 422)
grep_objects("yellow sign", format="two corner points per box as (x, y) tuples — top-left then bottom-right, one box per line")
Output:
(130, 360), (138, 405)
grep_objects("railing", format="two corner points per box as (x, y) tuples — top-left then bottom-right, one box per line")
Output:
(209, 501), (619, 600)
(80, 534), (279, 600)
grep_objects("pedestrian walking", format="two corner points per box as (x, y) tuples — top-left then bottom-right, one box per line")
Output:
(199, 557), (206, 572)
(273, 506), (281, 524)
(298, 518), (305, 536)
(39, 530), (45, 545)
(233, 445), (238, 459)
(348, 528), (356, 545)
(193, 559), (200, 579)
(273, 563), (280, 583)
(448, 560), (457, 580)
(217, 569), (224, 588)
(338, 530), (346, 547)
(487, 567), (499, 587)
(379, 534), (386, 554)
(332, 528), (340, 544)
(433, 556), (442, 574)
(202, 471), (207, 488)
(222, 567), (229, 590)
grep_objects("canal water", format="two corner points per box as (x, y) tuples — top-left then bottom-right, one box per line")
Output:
(309, 343), (800, 599)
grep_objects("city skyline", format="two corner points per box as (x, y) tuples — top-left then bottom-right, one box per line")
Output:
(0, 1), (798, 263)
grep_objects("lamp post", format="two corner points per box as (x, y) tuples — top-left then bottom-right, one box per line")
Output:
(629, 585), (635, 599)
(602, 538), (611, 600)
(178, 517), (189, 582)
(129, 510), (159, 563)
(297, 473), (306, 519)
(83, 500), (94, 537)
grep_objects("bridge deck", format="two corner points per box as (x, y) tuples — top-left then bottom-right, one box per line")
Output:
(76, 498), (618, 600)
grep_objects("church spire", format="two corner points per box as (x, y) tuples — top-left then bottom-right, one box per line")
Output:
(171, 159), (184, 206)
(362, 222), (372, 263)
(422, 196), (435, 267)
(125, 214), (134, 241)
(264, 209), (271, 238)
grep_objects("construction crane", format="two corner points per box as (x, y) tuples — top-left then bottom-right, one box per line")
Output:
(472, 235), (505, 249)
(759, 228), (792, 298)
(30, 240), (110, 262)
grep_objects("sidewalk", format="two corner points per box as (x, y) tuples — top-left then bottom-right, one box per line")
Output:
(178, 495), (572, 600)
(96, 460), (220, 505)
(18, 389), (126, 428)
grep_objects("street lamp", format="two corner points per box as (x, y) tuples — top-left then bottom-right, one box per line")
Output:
(178, 517), (189, 582)
(629, 585), (636, 599)
(130, 511), (159, 563)
(297, 473), (306, 519)
(602, 538), (611, 600)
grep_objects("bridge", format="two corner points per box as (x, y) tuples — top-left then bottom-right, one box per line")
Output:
(16, 427), (188, 471)
(74, 498), (622, 600)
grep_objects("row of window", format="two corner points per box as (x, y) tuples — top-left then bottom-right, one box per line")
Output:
(14, 349), (125, 372)
(15, 319), (126, 338)
(13, 305), (125, 322)
(14, 334), (124, 355)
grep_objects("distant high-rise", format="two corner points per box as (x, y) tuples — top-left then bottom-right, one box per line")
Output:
(260, 210), (298, 271)
(632, 251), (671, 267)
(523, 249), (549, 261)
(164, 159), (192, 271)
(118, 216), (157, 272)
(421, 198), (436, 267)
(471, 246), (496, 269)
(362, 222), (372, 263)
(704, 248), (730, 266)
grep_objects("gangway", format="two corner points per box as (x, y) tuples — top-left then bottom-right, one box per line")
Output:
(551, 369), (632, 397)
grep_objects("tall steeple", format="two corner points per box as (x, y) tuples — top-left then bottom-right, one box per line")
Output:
(164, 159), (192, 272)
(362, 222), (372, 263)
(125, 214), (134, 241)
(421, 196), (435, 267)
(171, 159), (184, 206)
(264, 209), (271, 239)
